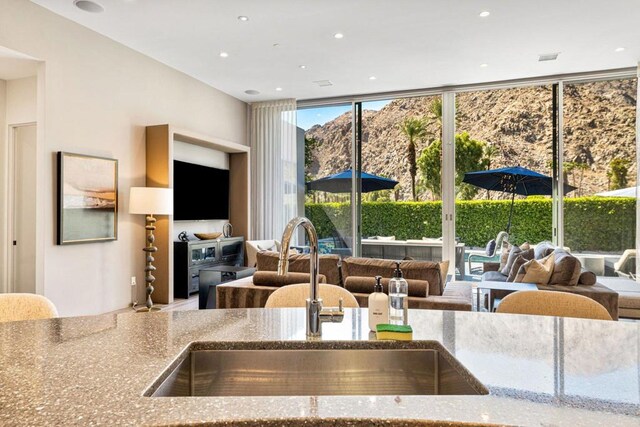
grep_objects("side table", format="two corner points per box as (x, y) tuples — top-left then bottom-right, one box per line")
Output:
(477, 281), (538, 312)
(199, 266), (256, 309)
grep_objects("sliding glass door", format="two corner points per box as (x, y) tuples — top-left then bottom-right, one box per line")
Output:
(562, 77), (637, 280)
(456, 84), (554, 277)
(300, 103), (355, 256)
(358, 95), (444, 263)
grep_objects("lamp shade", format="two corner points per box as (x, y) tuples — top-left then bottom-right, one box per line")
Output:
(129, 187), (173, 215)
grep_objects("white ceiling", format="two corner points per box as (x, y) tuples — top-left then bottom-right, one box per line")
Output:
(0, 46), (40, 80)
(31, 0), (640, 102)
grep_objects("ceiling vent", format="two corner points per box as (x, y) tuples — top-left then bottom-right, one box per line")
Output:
(538, 53), (559, 62)
(313, 80), (333, 87)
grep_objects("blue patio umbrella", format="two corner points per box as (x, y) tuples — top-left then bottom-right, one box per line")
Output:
(306, 169), (399, 193)
(463, 166), (577, 233)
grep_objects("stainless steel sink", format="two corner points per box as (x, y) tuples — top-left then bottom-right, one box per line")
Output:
(146, 341), (487, 397)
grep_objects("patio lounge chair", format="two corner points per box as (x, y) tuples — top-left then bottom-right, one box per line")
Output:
(614, 249), (636, 279)
(468, 231), (509, 273)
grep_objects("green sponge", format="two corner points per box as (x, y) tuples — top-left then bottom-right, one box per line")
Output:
(376, 324), (413, 341)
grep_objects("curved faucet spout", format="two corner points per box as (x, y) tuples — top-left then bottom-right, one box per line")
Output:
(277, 217), (319, 302)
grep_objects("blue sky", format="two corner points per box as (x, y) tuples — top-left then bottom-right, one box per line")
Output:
(297, 100), (391, 130)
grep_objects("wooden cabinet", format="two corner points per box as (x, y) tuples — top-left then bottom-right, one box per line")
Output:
(173, 237), (244, 299)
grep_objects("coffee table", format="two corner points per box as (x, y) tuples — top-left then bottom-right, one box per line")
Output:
(477, 281), (538, 312)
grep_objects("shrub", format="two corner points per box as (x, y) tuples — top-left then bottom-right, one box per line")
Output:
(305, 197), (636, 252)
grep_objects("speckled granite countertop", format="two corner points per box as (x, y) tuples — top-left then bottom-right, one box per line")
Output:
(0, 308), (638, 426)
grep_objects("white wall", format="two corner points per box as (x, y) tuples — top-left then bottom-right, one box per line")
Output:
(6, 76), (36, 124)
(0, 0), (247, 316)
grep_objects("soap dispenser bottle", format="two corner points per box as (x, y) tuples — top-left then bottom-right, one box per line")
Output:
(368, 276), (389, 331)
(389, 261), (409, 325)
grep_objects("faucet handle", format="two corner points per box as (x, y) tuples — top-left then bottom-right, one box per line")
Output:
(339, 297), (343, 311)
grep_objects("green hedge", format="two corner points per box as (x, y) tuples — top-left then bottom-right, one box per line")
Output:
(305, 197), (636, 252)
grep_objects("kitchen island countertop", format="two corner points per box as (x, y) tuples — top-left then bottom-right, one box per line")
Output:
(0, 308), (638, 426)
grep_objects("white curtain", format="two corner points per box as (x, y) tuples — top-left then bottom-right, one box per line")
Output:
(250, 99), (298, 240)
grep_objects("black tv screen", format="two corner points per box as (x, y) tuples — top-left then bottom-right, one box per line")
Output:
(173, 160), (229, 220)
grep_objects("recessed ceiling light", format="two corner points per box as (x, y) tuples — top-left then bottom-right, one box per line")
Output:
(479, 11), (490, 17)
(313, 80), (333, 87)
(244, 90), (260, 95)
(237, 16), (249, 22)
(480, 63), (488, 68)
(369, 76), (377, 80)
(334, 33), (344, 39)
(74, 0), (104, 13)
(615, 47), (626, 52)
(275, 87), (283, 91)
(299, 65), (307, 69)
(219, 51), (229, 58)
(538, 52), (559, 61)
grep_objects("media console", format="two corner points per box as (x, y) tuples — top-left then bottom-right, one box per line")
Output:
(173, 236), (244, 298)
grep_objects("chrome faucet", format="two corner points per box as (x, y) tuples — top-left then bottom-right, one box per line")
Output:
(277, 217), (344, 337)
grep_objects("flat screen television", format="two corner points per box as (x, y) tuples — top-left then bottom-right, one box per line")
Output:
(173, 160), (229, 221)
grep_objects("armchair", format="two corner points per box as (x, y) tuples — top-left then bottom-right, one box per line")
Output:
(468, 231), (509, 273)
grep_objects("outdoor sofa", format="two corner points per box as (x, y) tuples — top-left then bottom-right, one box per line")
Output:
(480, 241), (619, 319)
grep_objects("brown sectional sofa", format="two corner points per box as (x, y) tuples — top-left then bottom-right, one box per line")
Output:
(216, 252), (473, 311)
(481, 242), (619, 320)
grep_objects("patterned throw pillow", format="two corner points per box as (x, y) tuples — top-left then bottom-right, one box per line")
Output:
(515, 253), (555, 285)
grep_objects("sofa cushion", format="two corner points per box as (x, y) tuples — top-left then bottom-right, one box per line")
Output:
(256, 251), (342, 286)
(578, 268), (597, 286)
(507, 249), (535, 282)
(344, 276), (428, 298)
(549, 250), (582, 286)
(501, 245), (523, 275)
(482, 271), (508, 282)
(515, 253), (555, 285)
(252, 271), (326, 288)
(341, 257), (443, 296)
(534, 241), (556, 260)
(500, 242), (529, 271)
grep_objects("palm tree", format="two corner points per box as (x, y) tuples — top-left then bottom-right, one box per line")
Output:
(399, 117), (427, 201)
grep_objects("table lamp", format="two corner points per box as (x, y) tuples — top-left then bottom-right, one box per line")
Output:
(129, 187), (173, 312)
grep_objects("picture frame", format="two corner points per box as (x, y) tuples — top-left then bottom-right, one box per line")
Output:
(57, 152), (118, 245)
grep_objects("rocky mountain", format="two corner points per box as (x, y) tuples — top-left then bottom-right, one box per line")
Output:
(305, 79), (637, 201)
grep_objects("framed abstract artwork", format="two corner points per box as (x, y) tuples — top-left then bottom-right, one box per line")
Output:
(57, 152), (118, 244)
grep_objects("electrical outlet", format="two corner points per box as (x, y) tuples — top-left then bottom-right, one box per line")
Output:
(131, 276), (137, 286)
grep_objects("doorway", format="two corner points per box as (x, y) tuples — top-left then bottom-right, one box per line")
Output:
(8, 123), (37, 293)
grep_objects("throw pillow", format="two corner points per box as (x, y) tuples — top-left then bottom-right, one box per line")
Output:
(534, 241), (556, 260)
(515, 253), (555, 285)
(507, 249), (535, 282)
(519, 242), (531, 251)
(499, 242), (512, 270)
(485, 239), (497, 256)
(501, 245), (523, 276)
(548, 249), (582, 286)
(578, 268), (597, 286)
